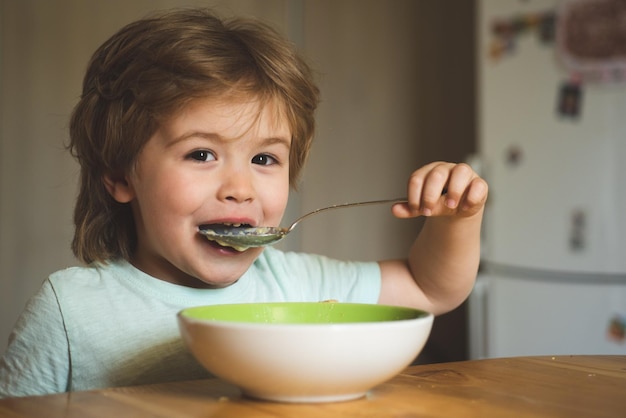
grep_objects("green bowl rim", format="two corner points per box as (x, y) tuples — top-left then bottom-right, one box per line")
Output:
(178, 302), (433, 327)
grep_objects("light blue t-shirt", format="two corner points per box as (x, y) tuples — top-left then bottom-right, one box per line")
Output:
(0, 248), (381, 398)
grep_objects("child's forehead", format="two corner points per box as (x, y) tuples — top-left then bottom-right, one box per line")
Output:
(161, 94), (292, 139)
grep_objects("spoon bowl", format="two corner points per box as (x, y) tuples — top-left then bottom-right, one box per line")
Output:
(199, 225), (289, 249)
(199, 198), (407, 250)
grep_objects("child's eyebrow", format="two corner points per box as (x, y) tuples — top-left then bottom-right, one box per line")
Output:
(169, 131), (291, 150)
(169, 131), (219, 145)
(261, 135), (291, 150)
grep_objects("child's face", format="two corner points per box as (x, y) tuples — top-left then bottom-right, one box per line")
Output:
(112, 96), (291, 288)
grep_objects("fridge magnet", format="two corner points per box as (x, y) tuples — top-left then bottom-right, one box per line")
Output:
(607, 314), (626, 343)
(556, 0), (626, 84)
(568, 208), (586, 250)
(505, 145), (523, 167)
(557, 80), (583, 119)
(537, 11), (556, 44)
(488, 10), (556, 62)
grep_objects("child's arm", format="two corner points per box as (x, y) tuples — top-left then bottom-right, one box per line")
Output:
(377, 162), (488, 315)
(0, 279), (70, 398)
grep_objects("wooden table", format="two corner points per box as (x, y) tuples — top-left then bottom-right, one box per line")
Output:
(1, 355), (624, 417)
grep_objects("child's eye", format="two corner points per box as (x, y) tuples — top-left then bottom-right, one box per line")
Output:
(251, 154), (278, 166)
(187, 150), (216, 162)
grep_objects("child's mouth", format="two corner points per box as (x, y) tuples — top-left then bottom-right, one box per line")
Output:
(199, 223), (252, 252)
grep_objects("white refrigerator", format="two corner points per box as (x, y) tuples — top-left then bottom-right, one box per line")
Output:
(469, 0), (626, 359)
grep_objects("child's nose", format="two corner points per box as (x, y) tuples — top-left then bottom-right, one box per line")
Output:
(217, 167), (255, 203)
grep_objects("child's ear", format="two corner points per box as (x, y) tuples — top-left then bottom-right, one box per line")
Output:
(103, 174), (135, 203)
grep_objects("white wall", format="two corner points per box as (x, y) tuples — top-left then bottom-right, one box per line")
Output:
(0, 0), (425, 353)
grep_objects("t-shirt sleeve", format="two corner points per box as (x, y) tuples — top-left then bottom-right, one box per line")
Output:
(0, 279), (70, 398)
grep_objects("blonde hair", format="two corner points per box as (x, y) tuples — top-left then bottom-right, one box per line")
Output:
(68, 8), (319, 264)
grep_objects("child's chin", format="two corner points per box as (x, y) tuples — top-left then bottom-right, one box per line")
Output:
(194, 274), (246, 289)
(193, 256), (260, 288)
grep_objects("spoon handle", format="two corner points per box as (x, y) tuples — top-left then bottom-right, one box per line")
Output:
(287, 198), (408, 232)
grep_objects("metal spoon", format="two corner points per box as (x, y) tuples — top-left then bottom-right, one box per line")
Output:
(199, 197), (408, 250)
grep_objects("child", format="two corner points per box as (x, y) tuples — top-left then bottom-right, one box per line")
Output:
(0, 8), (487, 398)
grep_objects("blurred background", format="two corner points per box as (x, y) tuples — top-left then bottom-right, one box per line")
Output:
(4, 0), (626, 366)
(0, 0), (476, 361)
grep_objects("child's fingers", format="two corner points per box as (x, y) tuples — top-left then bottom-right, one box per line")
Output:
(402, 162), (452, 217)
(394, 162), (487, 219)
(459, 177), (489, 215)
(442, 163), (475, 210)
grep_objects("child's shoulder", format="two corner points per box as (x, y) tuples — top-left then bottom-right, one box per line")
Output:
(46, 259), (138, 298)
(49, 259), (129, 282)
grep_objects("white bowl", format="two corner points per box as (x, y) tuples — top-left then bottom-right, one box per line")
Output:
(178, 302), (433, 403)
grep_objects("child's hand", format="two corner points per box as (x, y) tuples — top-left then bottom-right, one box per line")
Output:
(392, 162), (488, 219)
